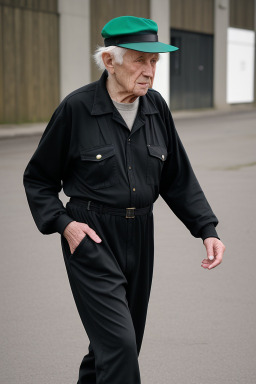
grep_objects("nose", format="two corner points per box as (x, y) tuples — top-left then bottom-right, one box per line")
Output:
(142, 61), (154, 78)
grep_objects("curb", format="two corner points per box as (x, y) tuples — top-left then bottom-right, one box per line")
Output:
(1, 106), (256, 139)
(0, 123), (46, 140)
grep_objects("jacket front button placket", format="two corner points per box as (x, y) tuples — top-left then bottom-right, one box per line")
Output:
(126, 137), (136, 205)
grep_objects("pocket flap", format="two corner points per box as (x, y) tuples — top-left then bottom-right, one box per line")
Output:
(81, 145), (115, 162)
(147, 145), (168, 161)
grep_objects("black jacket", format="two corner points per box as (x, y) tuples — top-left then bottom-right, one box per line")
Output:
(23, 71), (218, 239)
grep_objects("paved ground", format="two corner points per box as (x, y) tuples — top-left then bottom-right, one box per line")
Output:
(0, 109), (256, 383)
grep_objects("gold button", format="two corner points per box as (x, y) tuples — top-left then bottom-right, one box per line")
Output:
(132, 188), (136, 192)
(128, 166), (132, 170)
(162, 155), (165, 160)
(96, 154), (102, 160)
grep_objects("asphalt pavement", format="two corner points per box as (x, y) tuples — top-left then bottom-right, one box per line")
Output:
(0, 108), (256, 384)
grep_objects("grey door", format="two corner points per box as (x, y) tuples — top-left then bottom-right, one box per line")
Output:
(170, 29), (214, 110)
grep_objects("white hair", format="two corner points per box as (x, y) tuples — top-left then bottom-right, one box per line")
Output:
(93, 46), (127, 71)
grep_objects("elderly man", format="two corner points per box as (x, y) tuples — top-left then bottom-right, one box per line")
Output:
(24, 16), (225, 384)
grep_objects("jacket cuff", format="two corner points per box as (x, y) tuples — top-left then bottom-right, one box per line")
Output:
(200, 223), (220, 241)
(54, 214), (74, 235)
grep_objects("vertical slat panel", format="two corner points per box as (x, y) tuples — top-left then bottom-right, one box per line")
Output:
(42, 11), (49, 117)
(45, 12), (51, 116)
(0, 2), (59, 123)
(19, 0), (27, 7)
(170, 29), (213, 109)
(47, 12), (60, 116)
(201, 0), (214, 33)
(0, 6), (4, 122)
(171, 0), (253, 33)
(25, 9), (35, 121)
(31, 9), (40, 120)
(90, 0), (150, 81)
(230, 0), (254, 30)
(3, 5), (17, 121)
(14, 7), (23, 122)
(26, 0), (33, 10)
(49, 0), (58, 13)
(171, 0), (214, 34)
(38, 9), (45, 120)
(15, 7), (27, 121)
(50, 13), (60, 112)
(38, 0), (48, 12)
(0, 1), (13, 7)
(0, 0), (58, 12)
(20, 8), (29, 121)
(39, 10), (49, 120)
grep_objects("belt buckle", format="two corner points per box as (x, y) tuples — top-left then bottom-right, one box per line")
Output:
(126, 207), (136, 219)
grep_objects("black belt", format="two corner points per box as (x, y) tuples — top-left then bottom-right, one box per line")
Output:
(69, 198), (152, 219)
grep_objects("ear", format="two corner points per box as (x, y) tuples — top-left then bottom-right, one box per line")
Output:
(102, 52), (115, 74)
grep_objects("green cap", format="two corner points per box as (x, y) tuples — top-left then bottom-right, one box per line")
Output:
(101, 16), (179, 53)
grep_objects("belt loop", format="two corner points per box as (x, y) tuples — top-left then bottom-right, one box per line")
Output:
(87, 201), (91, 211)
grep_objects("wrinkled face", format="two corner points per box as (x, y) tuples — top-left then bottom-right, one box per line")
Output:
(112, 50), (159, 98)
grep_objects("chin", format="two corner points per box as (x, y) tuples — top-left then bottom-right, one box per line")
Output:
(135, 89), (149, 97)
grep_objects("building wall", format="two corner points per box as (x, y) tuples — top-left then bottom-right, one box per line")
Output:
(170, 0), (214, 34)
(0, 0), (255, 124)
(58, 0), (90, 100)
(230, 0), (255, 30)
(227, 27), (255, 103)
(90, 0), (150, 82)
(0, 0), (59, 123)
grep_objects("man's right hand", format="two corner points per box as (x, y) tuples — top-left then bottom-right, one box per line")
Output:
(63, 221), (102, 254)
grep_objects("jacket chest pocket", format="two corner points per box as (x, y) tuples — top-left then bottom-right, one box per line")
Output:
(146, 144), (168, 185)
(80, 144), (119, 189)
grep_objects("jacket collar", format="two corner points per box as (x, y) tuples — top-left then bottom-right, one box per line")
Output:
(91, 70), (159, 116)
(91, 71), (114, 115)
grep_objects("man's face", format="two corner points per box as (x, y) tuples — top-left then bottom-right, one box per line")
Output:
(112, 50), (159, 98)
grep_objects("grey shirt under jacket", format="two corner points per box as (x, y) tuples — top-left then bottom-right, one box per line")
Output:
(112, 97), (139, 131)
(23, 70), (219, 240)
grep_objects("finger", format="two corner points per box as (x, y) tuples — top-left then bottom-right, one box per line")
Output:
(201, 259), (212, 268)
(208, 253), (223, 269)
(203, 238), (217, 260)
(201, 260), (210, 266)
(70, 234), (86, 254)
(83, 225), (102, 243)
(205, 245), (214, 261)
(208, 247), (224, 270)
(201, 258), (212, 265)
(201, 256), (215, 269)
(208, 259), (221, 270)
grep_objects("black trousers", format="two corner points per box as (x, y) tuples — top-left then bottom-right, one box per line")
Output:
(61, 201), (154, 384)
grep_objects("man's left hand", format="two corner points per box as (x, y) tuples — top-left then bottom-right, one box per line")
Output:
(201, 238), (225, 270)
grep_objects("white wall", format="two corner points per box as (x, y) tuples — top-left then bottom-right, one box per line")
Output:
(227, 27), (255, 104)
(150, 0), (170, 105)
(58, 0), (91, 100)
